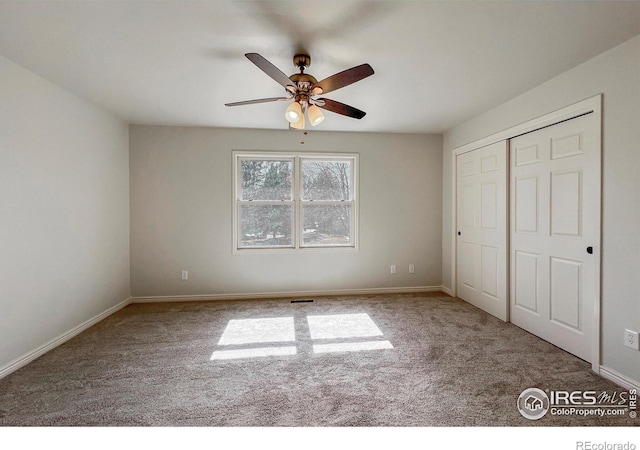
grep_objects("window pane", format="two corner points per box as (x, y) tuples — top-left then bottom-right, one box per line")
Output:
(302, 204), (351, 246)
(240, 205), (292, 247)
(241, 159), (292, 201)
(302, 160), (352, 201)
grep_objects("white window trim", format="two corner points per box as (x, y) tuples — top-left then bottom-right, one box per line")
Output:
(232, 151), (359, 254)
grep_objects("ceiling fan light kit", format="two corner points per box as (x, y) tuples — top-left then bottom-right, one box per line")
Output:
(307, 104), (325, 126)
(285, 101), (302, 123)
(290, 111), (305, 130)
(225, 52), (374, 130)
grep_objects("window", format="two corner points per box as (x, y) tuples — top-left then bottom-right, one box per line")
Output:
(233, 152), (358, 251)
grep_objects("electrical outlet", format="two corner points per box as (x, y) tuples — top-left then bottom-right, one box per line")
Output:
(624, 329), (639, 350)
(181, 270), (189, 281)
(409, 264), (415, 274)
(390, 265), (397, 274)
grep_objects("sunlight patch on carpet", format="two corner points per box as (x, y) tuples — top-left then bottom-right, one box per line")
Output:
(313, 340), (393, 354)
(307, 313), (383, 339)
(210, 346), (297, 360)
(216, 317), (295, 345)
(212, 313), (393, 360)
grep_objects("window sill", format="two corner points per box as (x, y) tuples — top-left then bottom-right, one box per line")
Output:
(233, 245), (359, 255)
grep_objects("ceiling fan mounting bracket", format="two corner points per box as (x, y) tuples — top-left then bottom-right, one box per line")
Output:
(293, 53), (311, 71)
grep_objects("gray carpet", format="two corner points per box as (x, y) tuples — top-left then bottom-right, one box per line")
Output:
(0, 293), (635, 426)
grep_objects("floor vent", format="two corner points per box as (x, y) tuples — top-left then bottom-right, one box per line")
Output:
(291, 299), (314, 303)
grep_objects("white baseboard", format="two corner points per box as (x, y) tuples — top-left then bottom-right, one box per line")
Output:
(599, 366), (640, 391)
(440, 285), (454, 297)
(0, 297), (133, 380)
(132, 285), (447, 303)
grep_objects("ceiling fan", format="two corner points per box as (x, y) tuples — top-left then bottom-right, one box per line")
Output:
(225, 52), (374, 129)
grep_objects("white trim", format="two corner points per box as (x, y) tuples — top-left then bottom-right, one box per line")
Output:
(450, 94), (603, 371)
(131, 286), (446, 303)
(599, 366), (640, 391)
(0, 297), (133, 380)
(591, 101), (603, 374)
(440, 285), (454, 297)
(451, 95), (602, 155)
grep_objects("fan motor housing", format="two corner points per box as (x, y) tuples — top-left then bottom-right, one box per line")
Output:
(289, 73), (318, 85)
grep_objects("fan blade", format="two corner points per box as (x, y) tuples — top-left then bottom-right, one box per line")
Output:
(225, 97), (290, 107)
(312, 63), (374, 95)
(317, 98), (366, 119)
(245, 53), (294, 89)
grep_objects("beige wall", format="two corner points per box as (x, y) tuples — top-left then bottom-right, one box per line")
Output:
(443, 35), (640, 384)
(129, 126), (442, 298)
(0, 56), (130, 371)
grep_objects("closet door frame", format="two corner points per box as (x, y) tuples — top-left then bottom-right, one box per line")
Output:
(450, 94), (602, 372)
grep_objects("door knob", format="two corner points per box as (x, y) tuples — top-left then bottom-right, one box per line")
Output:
(458, 231), (461, 236)
(586, 246), (593, 254)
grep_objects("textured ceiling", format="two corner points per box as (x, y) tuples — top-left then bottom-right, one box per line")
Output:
(0, 0), (639, 133)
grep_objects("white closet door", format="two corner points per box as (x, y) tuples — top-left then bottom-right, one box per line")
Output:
(456, 141), (508, 321)
(510, 113), (600, 362)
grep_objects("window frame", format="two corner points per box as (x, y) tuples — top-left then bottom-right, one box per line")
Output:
(232, 151), (359, 253)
